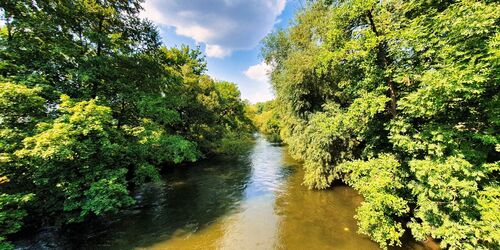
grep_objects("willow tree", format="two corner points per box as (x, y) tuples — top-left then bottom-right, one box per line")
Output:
(263, 0), (499, 248)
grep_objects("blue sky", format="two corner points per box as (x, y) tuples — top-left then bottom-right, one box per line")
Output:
(142, 0), (303, 103)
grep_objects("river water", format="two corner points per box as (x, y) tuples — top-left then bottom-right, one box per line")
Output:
(17, 135), (435, 250)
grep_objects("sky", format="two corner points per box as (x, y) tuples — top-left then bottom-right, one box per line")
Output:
(141, 0), (303, 103)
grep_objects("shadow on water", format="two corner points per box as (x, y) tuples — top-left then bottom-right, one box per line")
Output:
(84, 156), (253, 250)
(273, 150), (438, 250)
(15, 135), (439, 250)
(15, 153), (254, 250)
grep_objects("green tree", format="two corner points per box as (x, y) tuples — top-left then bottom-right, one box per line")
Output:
(0, 82), (45, 248)
(14, 95), (133, 223)
(251, 100), (282, 143)
(0, 0), (253, 246)
(263, 0), (499, 248)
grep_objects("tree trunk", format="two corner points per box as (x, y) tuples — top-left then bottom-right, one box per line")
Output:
(4, 10), (13, 41)
(92, 17), (104, 98)
(367, 9), (397, 117)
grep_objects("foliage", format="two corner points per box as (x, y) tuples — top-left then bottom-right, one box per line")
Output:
(215, 131), (254, 157)
(0, 190), (32, 250)
(408, 157), (499, 250)
(263, 0), (499, 248)
(14, 95), (133, 223)
(339, 154), (409, 248)
(0, 0), (253, 245)
(251, 100), (283, 143)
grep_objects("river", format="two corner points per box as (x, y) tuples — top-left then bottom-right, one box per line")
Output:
(16, 134), (435, 250)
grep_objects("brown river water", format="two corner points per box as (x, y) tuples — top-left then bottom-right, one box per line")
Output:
(16, 135), (437, 250)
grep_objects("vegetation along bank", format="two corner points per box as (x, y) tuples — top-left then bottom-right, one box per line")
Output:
(0, 1), (253, 248)
(260, 0), (499, 249)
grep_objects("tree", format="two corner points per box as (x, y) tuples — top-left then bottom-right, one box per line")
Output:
(251, 100), (283, 143)
(0, 82), (44, 248)
(0, 1), (253, 246)
(263, 0), (499, 248)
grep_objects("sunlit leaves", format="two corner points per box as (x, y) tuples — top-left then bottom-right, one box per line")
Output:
(338, 155), (409, 248)
(251, 100), (283, 143)
(301, 93), (388, 189)
(0, 0), (253, 246)
(408, 157), (499, 250)
(263, 0), (500, 248)
(0, 82), (45, 127)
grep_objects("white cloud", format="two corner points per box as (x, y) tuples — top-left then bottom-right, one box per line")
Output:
(244, 62), (272, 82)
(205, 44), (232, 58)
(142, 0), (286, 57)
(244, 61), (274, 103)
(247, 90), (274, 103)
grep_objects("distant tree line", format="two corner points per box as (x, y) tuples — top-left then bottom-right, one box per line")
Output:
(248, 100), (282, 143)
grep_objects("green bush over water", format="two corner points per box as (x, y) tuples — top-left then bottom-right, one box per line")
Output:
(262, 0), (499, 249)
(0, 1), (252, 247)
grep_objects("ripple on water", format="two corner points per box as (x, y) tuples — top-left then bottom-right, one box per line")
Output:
(15, 135), (434, 250)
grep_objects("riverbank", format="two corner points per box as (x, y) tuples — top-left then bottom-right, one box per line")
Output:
(14, 135), (435, 249)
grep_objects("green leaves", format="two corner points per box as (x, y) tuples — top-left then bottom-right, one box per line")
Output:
(263, 0), (499, 248)
(251, 100), (283, 143)
(0, 173), (33, 249)
(338, 155), (409, 249)
(300, 93), (389, 189)
(0, 82), (45, 127)
(80, 169), (134, 219)
(408, 157), (499, 249)
(0, 193), (32, 238)
(0, 0), (254, 246)
(127, 119), (199, 165)
(13, 96), (127, 222)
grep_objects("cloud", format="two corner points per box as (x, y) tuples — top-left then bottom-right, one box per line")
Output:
(244, 61), (272, 82)
(247, 90), (274, 103)
(244, 61), (274, 103)
(205, 44), (232, 58)
(142, 0), (286, 57)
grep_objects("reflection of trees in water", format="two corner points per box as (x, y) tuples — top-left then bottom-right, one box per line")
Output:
(69, 156), (253, 249)
(273, 152), (380, 250)
(273, 152), (435, 250)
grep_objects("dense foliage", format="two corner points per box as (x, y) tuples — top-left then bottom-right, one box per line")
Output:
(263, 0), (499, 249)
(0, 0), (251, 247)
(249, 100), (282, 143)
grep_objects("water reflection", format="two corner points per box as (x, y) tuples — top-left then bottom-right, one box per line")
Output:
(146, 135), (287, 250)
(273, 156), (380, 249)
(72, 156), (254, 249)
(18, 135), (437, 249)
